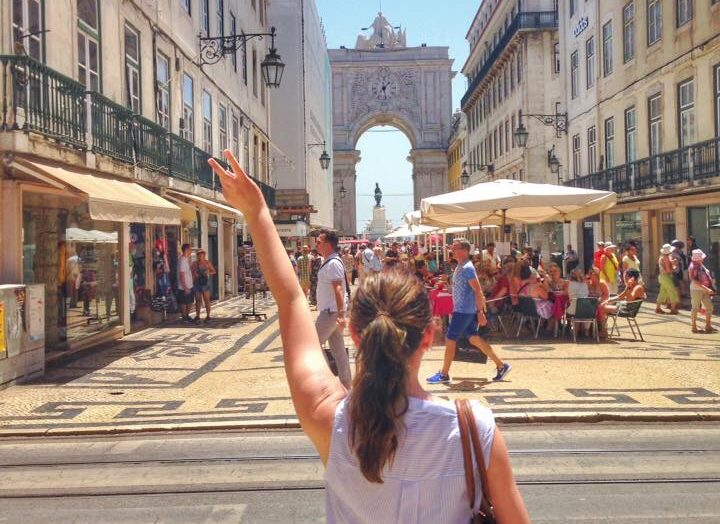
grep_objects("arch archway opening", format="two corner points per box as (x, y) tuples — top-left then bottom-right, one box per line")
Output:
(353, 125), (413, 237)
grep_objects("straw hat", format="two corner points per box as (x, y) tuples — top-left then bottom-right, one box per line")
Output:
(691, 249), (707, 262)
(660, 244), (674, 255)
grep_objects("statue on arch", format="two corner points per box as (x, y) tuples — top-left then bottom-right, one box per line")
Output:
(356, 12), (406, 50)
(374, 183), (383, 207)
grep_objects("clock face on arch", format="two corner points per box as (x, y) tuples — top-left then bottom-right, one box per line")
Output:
(369, 73), (399, 101)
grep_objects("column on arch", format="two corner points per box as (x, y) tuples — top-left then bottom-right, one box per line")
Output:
(409, 148), (448, 209)
(333, 150), (361, 236)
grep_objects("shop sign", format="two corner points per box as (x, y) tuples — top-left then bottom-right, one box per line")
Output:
(573, 16), (589, 38)
(275, 222), (309, 237)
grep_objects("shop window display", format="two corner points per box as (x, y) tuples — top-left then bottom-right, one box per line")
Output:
(22, 192), (120, 349)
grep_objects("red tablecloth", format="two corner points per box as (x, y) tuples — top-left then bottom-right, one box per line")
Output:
(431, 291), (454, 317)
(551, 294), (570, 320)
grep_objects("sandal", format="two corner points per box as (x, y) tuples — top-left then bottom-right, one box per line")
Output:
(655, 308), (667, 314)
(692, 327), (703, 333)
(705, 326), (718, 333)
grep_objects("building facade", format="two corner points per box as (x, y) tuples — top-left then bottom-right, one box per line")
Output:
(461, 0), (564, 254)
(447, 110), (467, 192)
(268, 0), (333, 247)
(560, 0), (720, 279)
(0, 0), (277, 353)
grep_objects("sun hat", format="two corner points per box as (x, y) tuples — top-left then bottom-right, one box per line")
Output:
(671, 239), (685, 249)
(660, 244), (674, 255)
(596, 241), (605, 246)
(691, 249), (707, 262)
(604, 243), (617, 249)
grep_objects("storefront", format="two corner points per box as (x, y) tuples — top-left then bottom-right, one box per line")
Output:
(275, 221), (309, 251)
(164, 189), (242, 301)
(6, 158), (181, 350)
(688, 204), (720, 282)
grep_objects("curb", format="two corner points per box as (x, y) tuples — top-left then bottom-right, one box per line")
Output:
(2, 413), (720, 438)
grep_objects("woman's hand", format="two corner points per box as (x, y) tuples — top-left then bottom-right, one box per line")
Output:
(209, 150), (266, 220)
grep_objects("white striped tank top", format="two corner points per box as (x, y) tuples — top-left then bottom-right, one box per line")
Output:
(325, 396), (496, 523)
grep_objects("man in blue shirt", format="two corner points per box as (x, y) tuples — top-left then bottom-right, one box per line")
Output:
(427, 239), (511, 384)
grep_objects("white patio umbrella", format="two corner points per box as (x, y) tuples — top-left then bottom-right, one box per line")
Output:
(384, 224), (436, 239)
(420, 179), (617, 227)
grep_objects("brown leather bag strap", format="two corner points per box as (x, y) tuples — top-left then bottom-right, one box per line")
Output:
(455, 399), (476, 512)
(458, 399), (495, 517)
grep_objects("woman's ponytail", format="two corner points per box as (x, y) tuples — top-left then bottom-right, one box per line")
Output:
(348, 271), (432, 483)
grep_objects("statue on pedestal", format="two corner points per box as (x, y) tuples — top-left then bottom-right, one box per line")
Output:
(374, 183), (382, 207)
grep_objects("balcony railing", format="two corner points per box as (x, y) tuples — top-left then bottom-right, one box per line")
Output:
(1, 54), (86, 148)
(0, 54), (275, 208)
(461, 11), (558, 109)
(566, 137), (720, 194)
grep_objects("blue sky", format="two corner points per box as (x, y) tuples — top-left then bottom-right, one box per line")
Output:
(316, 0), (478, 232)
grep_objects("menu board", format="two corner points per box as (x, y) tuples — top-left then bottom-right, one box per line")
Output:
(27, 285), (45, 342)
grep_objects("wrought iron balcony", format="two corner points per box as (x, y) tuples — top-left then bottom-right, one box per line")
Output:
(461, 11), (559, 109)
(565, 137), (720, 194)
(1, 54), (275, 208)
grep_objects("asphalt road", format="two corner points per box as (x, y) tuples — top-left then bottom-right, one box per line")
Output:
(1, 423), (719, 523)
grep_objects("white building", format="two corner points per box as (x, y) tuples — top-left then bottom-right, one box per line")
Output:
(560, 0), (720, 277)
(0, 0), (277, 357)
(461, 0), (564, 254)
(268, 0), (333, 243)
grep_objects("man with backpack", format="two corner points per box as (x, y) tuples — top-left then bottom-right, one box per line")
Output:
(314, 229), (352, 387)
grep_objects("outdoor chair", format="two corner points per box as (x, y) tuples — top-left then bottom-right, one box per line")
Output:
(608, 299), (645, 341)
(485, 296), (509, 337)
(569, 297), (599, 343)
(515, 296), (542, 339)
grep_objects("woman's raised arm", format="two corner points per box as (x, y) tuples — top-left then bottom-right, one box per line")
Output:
(209, 151), (346, 459)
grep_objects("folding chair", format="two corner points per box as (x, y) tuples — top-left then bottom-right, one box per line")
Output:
(515, 296), (542, 339)
(608, 299), (645, 341)
(485, 296), (509, 337)
(570, 297), (599, 343)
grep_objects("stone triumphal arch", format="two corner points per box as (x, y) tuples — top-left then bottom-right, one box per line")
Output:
(329, 13), (454, 235)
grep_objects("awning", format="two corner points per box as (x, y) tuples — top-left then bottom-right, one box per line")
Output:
(12, 158), (181, 225)
(164, 189), (243, 219)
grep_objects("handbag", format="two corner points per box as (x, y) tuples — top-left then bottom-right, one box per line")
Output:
(455, 399), (497, 524)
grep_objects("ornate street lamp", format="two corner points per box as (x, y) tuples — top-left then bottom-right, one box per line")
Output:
(339, 183), (347, 199)
(308, 140), (331, 170)
(199, 26), (285, 88)
(547, 146), (561, 175)
(514, 110), (568, 147)
(461, 162), (494, 187)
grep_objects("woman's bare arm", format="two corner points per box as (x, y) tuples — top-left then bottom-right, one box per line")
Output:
(209, 152), (346, 461)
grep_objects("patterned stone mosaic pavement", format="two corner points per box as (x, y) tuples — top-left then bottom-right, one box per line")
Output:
(0, 295), (719, 435)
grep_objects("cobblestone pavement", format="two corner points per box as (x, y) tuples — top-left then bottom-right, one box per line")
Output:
(0, 295), (719, 435)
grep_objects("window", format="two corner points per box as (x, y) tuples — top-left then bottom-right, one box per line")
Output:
(586, 37), (595, 89)
(13, 0), (43, 60)
(553, 42), (560, 74)
(625, 106), (637, 162)
(156, 53), (170, 130)
(572, 134), (582, 177)
(202, 90), (212, 153)
(678, 78), (695, 147)
(216, 0), (224, 37)
(218, 103), (227, 151)
(587, 126), (597, 174)
(602, 21), (613, 77)
(77, 0), (100, 91)
(252, 48), (258, 97)
(623, 2), (635, 63)
(570, 51), (579, 99)
(677, 0), (693, 27)
(715, 65), (720, 136)
(180, 0), (190, 14)
(505, 118), (510, 154)
(230, 13), (237, 72)
(647, 0), (662, 45)
(201, 0), (209, 36)
(499, 121), (504, 155)
(243, 125), (250, 171)
(124, 24), (141, 113)
(242, 30), (248, 84)
(570, 0), (577, 17)
(253, 134), (259, 178)
(259, 0), (265, 25)
(604, 117), (615, 168)
(182, 73), (194, 142)
(511, 114), (516, 148)
(516, 50), (522, 83)
(231, 114), (239, 157)
(648, 94), (662, 156)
